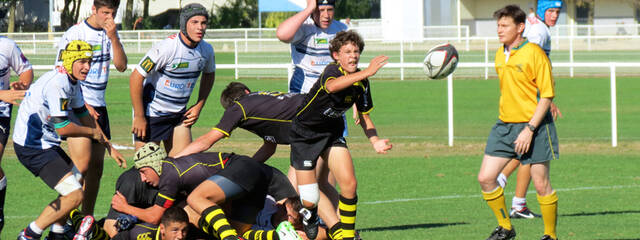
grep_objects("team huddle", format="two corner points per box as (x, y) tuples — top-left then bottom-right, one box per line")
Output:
(0, 0), (562, 239)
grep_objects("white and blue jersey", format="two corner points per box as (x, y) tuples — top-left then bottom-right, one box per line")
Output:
(0, 37), (32, 117)
(135, 33), (216, 117)
(13, 70), (84, 149)
(289, 18), (347, 94)
(56, 20), (115, 107)
(524, 16), (551, 56)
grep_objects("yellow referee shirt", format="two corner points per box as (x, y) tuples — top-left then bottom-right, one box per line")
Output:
(495, 39), (554, 123)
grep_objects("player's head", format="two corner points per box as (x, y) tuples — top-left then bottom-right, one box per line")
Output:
(61, 40), (93, 80)
(330, 30), (365, 73)
(159, 207), (189, 240)
(493, 5), (526, 45)
(180, 3), (209, 45)
(92, 0), (119, 24)
(312, 0), (335, 29)
(220, 82), (250, 109)
(537, 0), (562, 27)
(134, 142), (166, 187)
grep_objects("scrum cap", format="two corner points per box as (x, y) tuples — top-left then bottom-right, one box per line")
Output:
(180, 3), (209, 42)
(537, 0), (563, 21)
(60, 40), (92, 73)
(134, 142), (166, 176)
(317, 0), (335, 6)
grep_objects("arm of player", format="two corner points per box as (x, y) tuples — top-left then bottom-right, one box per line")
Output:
(514, 97), (553, 155)
(549, 102), (562, 121)
(130, 70), (147, 139)
(78, 113), (127, 168)
(0, 90), (26, 105)
(276, 0), (315, 43)
(103, 16), (127, 72)
(252, 141), (277, 162)
(11, 69), (33, 90)
(358, 112), (392, 154)
(183, 72), (215, 126)
(111, 191), (165, 225)
(325, 55), (388, 93)
(55, 119), (102, 141)
(174, 129), (226, 158)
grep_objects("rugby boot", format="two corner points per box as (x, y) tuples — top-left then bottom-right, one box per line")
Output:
(299, 208), (319, 240)
(73, 215), (95, 240)
(510, 207), (541, 219)
(17, 229), (40, 240)
(541, 235), (557, 240)
(486, 226), (516, 240)
(276, 221), (302, 240)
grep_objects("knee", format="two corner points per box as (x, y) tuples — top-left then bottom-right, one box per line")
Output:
(477, 173), (495, 186)
(339, 178), (357, 196)
(66, 189), (84, 207)
(298, 183), (320, 207)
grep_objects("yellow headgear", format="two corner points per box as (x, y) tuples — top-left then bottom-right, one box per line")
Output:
(60, 40), (93, 73)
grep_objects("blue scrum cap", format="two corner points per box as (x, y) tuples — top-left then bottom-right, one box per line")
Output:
(537, 0), (563, 21)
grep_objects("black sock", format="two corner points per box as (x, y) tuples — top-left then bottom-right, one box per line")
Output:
(0, 185), (5, 233)
(25, 225), (42, 239)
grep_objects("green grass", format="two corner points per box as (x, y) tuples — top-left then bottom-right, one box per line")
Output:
(1, 69), (639, 239)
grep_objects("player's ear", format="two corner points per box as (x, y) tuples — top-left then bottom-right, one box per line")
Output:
(517, 22), (525, 34)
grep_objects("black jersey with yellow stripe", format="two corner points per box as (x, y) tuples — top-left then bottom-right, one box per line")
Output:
(214, 91), (304, 144)
(295, 62), (373, 128)
(154, 152), (231, 208)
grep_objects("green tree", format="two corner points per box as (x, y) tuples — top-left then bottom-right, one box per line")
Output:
(60, 0), (82, 29)
(264, 11), (295, 28)
(335, 0), (379, 19)
(210, 0), (258, 28)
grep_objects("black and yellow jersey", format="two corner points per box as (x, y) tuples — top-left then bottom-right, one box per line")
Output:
(107, 168), (159, 220)
(295, 62), (373, 129)
(214, 91), (304, 144)
(154, 152), (231, 208)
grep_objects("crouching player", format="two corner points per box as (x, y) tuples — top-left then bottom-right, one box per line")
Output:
(13, 40), (116, 240)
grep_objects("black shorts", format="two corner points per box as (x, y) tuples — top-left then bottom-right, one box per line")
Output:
(93, 106), (111, 140)
(0, 117), (11, 146)
(289, 123), (347, 171)
(14, 144), (73, 189)
(134, 112), (186, 142)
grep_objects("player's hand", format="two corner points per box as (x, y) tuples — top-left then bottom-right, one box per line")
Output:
(90, 128), (105, 143)
(10, 81), (29, 90)
(182, 105), (202, 126)
(514, 128), (534, 155)
(103, 17), (118, 40)
(108, 146), (127, 168)
(0, 90), (26, 105)
(85, 104), (100, 120)
(115, 214), (138, 232)
(132, 115), (147, 139)
(296, 230), (309, 240)
(352, 107), (360, 125)
(111, 191), (129, 212)
(373, 138), (392, 154)
(305, 0), (316, 12)
(550, 102), (562, 121)
(365, 55), (389, 77)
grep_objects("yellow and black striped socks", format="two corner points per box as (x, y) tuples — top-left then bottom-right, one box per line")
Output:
(482, 187), (512, 230)
(328, 223), (343, 240)
(339, 195), (358, 240)
(199, 205), (239, 240)
(243, 229), (279, 240)
(538, 191), (558, 239)
(68, 209), (109, 240)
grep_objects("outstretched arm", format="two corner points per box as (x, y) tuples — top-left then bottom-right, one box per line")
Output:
(325, 55), (388, 93)
(358, 113), (392, 154)
(175, 129), (226, 158)
(252, 141), (277, 162)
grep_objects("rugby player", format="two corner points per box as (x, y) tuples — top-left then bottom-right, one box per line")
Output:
(479, 5), (559, 240)
(14, 40), (121, 240)
(130, 3), (215, 156)
(290, 30), (391, 240)
(0, 35), (33, 233)
(55, 0), (128, 216)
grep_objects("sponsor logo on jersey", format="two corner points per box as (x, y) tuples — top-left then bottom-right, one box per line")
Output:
(60, 98), (70, 111)
(303, 160), (313, 167)
(264, 136), (276, 143)
(136, 232), (152, 240)
(311, 60), (331, 66)
(315, 38), (328, 45)
(140, 57), (156, 73)
(92, 44), (102, 51)
(171, 62), (190, 69)
(164, 79), (194, 90)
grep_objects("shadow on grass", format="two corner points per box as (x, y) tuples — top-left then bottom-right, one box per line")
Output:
(560, 210), (640, 217)
(359, 222), (467, 232)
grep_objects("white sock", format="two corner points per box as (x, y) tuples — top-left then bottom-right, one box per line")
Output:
(29, 221), (44, 235)
(512, 196), (527, 211)
(51, 223), (65, 233)
(497, 173), (507, 188)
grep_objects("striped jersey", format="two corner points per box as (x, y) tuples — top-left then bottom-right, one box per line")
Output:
(135, 33), (216, 117)
(0, 37), (32, 117)
(56, 20), (116, 107)
(289, 18), (347, 93)
(523, 16), (551, 56)
(13, 70), (85, 149)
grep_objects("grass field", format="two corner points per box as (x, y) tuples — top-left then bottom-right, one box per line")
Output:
(1, 67), (639, 239)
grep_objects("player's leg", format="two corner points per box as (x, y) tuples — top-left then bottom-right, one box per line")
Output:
(497, 159), (519, 188)
(81, 141), (105, 215)
(478, 154), (515, 237)
(510, 163), (540, 219)
(326, 146), (358, 240)
(167, 124), (192, 157)
(0, 117), (10, 234)
(531, 161), (558, 239)
(67, 136), (92, 178)
(187, 178), (240, 240)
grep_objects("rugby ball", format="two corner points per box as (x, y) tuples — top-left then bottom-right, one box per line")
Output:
(423, 43), (459, 79)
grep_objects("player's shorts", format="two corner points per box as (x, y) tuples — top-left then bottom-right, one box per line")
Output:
(484, 113), (559, 164)
(14, 144), (73, 189)
(0, 116), (11, 146)
(93, 106), (111, 140)
(289, 122), (347, 171)
(134, 112), (186, 142)
(208, 155), (271, 224)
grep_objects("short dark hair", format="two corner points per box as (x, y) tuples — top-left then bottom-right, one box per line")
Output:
(284, 196), (302, 212)
(93, 0), (120, 10)
(329, 30), (365, 60)
(160, 206), (189, 226)
(220, 82), (250, 109)
(493, 4), (526, 25)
